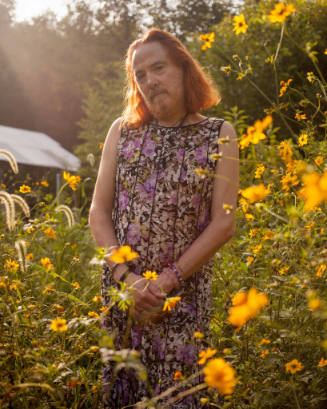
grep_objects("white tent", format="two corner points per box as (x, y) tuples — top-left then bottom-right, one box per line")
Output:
(0, 125), (80, 171)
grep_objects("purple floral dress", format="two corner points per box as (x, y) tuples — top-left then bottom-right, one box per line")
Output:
(101, 118), (224, 408)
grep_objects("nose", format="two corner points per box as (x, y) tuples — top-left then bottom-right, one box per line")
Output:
(146, 72), (159, 88)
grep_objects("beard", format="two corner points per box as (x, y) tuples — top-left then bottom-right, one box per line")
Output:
(144, 91), (170, 118)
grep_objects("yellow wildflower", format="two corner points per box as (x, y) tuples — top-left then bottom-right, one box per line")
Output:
(198, 347), (217, 365)
(325, 49), (327, 55)
(279, 78), (293, 97)
(19, 184), (31, 194)
(1, 183), (6, 188)
(43, 227), (56, 239)
(263, 231), (274, 240)
(93, 295), (102, 303)
(239, 116), (272, 149)
(318, 357), (327, 367)
(223, 203), (233, 214)
(278, 140), (293, 163)
(246, 256), (254, 266)
(5, 259), (19, 272)
(305, 221), (315, 230)
(200, 398), (209, 404)
(195, 168), (208, 178)
(71, 282), (80, 289)
(221, 65), (232, 75)
(200, 32), (215, 50)
(255, 163), (265, 179)
(173, 370), (183, 381)
(249, 228), (260, 238)
(265, 55), (274, 64)
(162, 296), (181, 312)
(260, 349), (269, 358)
(232, 291), (247, 306)
(40, 257), (54, 270)
(233, 14), (248, 35)
(281, 172), (299, 192)
(308, 298), (321, 311)
(252, 244), (262, 255)
(314, 156), (324, 166)
(298, 134), (308, 146)
(193, 331), (204, 339)
(285, 359), (303, 374)
(315, 264), (326, 278)
(50, 317), (68, 332)
(0, 277), (7, 289)
(43, 284), (56, 294)
(258, 339), (271, 346)
(241, 184), (270, 203)
(142, 270), (158, 280)
(41, 180), (49, 187)
(228, 287), (268, 329)
(298, 171), (327, 212)
(10, 280), (20, 291)
(245, 213), (254, 221)
(268, 2), (296, 23)
(307, 72), (316, 83)
(295, 112), (307, 120)
(63, 171), (81, 191)
(88, 311), (100, 318)
(203, 358), (236, 394)
(279, 266), (290, 275)
(109, 245), (138, 264)
(26, 253), (34, 261)
(239, 197), (249, 213)
(99, 142), (104, 150)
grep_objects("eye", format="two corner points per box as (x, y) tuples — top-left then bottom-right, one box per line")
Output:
(155, 65), (163, 71)
(136, 72), (145, 81)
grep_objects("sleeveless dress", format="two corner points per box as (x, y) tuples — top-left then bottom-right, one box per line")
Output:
(101, 117), (224, 408)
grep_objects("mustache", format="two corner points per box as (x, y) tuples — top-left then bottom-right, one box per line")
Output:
(149, 89), (166, 101)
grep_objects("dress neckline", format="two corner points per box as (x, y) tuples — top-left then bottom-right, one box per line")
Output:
(149, 117), (209, 130)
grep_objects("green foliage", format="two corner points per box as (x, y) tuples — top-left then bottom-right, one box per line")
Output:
(192, 0), (327, 139)
(1, 1), (327, 408)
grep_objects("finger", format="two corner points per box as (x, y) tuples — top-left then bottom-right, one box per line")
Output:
(140, 290), (164, 307)
(148, 282), (166, 299)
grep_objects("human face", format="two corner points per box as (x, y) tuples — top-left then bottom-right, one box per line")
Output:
(132, 41), (186, 124)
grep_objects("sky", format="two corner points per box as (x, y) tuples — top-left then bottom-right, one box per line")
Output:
(14, 0), (70, 22)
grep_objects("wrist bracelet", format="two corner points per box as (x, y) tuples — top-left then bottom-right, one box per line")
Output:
(168, 263), (184, 286)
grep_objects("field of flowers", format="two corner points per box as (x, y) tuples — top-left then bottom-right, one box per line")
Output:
(1, 1), (327, 408)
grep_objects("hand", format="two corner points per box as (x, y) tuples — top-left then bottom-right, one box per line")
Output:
(134, 304), (165, 326)
(155, 268), (179, 295)
(125, 273), (165, 316)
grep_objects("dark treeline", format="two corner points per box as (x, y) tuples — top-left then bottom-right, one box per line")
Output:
(0, 0), (230, 150)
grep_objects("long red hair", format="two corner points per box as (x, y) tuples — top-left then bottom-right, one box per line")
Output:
(122, 29), (220, 128)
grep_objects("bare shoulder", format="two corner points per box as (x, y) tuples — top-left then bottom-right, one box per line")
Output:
(104, 117), (123, 147)
(219, 120), (238, 139)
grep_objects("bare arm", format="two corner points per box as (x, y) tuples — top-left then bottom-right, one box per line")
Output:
(156, 121), (239, 292)
(89, 118), (165, 313)
(89, 117), (121, 249)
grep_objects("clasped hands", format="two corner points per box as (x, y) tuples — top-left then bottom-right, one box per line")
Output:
(125, 268), (178, 325)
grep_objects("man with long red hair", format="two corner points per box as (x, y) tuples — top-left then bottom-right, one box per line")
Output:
(89, 28), (239, 408)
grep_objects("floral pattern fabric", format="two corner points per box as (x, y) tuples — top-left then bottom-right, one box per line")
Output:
(101, 118), (224, 408)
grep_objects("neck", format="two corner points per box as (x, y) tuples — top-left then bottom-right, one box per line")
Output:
(154, 112), (205, 127)
(155, 112), (188, 127)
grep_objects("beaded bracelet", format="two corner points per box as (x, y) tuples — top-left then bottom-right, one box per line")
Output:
(167, 263), (184, 286)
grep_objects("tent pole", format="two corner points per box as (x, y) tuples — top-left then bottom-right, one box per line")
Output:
(56, 172), (61, 195)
